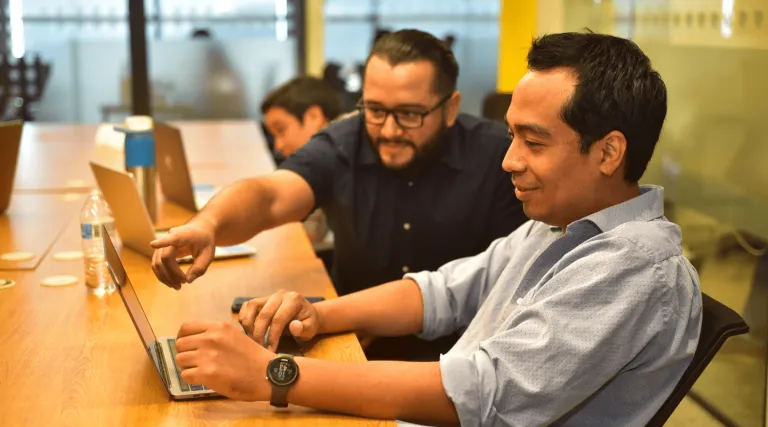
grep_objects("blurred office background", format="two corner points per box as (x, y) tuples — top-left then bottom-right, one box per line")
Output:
(1, 0), (500, 123)
(2, 0), (767, 425)
(3, 0), (293, 123)
(558, 2), (768, 426)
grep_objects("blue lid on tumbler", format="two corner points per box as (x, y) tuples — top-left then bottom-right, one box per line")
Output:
(115, 116), (155, 168)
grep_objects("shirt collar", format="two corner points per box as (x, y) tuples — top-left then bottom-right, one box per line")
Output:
(547, 185), (665, 233)
(574, 185), (665, 233)
(357, 122), (465, 171)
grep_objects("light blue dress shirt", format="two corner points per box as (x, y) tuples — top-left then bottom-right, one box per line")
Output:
(401, 185), (702, 427)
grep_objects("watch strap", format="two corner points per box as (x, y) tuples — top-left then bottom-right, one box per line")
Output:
(270, 383), (290, 408)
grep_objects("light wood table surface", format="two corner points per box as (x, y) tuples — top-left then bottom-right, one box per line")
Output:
(0, 214), (392, 426)
(12, 124), (98, 193)
(1, 122), (395, 427)
(14, 121), (274, 193)
(0, 192), (86, 270)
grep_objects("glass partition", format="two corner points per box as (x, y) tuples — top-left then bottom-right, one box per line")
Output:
(563, 1), (768, 425)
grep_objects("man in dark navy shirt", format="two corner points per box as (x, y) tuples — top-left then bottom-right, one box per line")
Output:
(150, 29), (527, 360)
(280, 112), (522, 296)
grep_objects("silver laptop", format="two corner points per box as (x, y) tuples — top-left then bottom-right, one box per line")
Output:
(103, 228), (221, 400)
(154, 122), (216, 212)
(103, 230), (302, 400)
(90, 161), (255, 261)
(0, 120), (23, 214)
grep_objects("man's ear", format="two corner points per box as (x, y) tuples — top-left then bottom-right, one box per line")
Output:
(598, 130), (627, 177)
(444, 91), (462, 127)
(302, 105), (328, 132)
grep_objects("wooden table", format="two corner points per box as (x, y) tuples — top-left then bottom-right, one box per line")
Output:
(0, 192), (85, 270)
(0, 215), (390, 426)
(0, 122), (396, 427)
(14, 120), (274, 193)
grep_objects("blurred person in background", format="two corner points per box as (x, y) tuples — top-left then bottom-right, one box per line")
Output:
(261, 76), (344, 246)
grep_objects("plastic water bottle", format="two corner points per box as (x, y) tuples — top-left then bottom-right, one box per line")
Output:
(80, 190), (119, 294)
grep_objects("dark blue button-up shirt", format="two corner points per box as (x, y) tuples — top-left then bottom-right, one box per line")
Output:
(280, 113), (527, 295)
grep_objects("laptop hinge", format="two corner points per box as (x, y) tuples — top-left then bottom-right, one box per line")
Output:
(154, 341), (171, 389)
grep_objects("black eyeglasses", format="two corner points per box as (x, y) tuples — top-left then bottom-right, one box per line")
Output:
(356, 93), (453, 129)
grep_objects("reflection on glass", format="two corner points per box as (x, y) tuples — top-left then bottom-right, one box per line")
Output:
(323, 0), (500, 116)
(274, 0), (288, 41)
(721, 0), (734, 38)
(563, 1), (768, 425)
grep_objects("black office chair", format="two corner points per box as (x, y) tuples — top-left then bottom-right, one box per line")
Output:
(646, 292), (749, 426)
(0, 53), (51, 121)
(481, 92), (513, 123)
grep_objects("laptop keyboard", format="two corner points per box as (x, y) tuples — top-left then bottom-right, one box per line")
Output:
(167, 338), (209, 392)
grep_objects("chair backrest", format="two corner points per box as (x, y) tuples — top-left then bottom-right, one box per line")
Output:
(646, 292), (749, 426)
(0, 53), (51, 121)
(481, 92), (512, 123)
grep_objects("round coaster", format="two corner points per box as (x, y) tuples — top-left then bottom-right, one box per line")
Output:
(1, 251), (36, 262)
(0, 279), (16, 290)
(59, 193), (81, 202)
(66, 179), (88, 188)
(52, 251), (84, 261)
(41, 275), (78, 287)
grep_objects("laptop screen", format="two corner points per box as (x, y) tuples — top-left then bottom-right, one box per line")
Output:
(103, 229), (169, 389)
(0, 120), (23, 213)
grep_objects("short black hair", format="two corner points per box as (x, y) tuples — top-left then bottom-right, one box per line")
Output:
(260, 76), (343, 122)
(365, 29), (459, 98)
(527, 30), (667, 182)
(191, 28), (212, 39)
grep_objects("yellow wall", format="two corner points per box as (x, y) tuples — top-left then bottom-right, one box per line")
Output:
(496, 0), (538, 92)
(559, 0), (768, 242)
(305, 0), (325, 77)
(537, 0), (565, 35)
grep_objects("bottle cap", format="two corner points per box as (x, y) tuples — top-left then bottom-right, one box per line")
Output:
(125, 116), (154, 131)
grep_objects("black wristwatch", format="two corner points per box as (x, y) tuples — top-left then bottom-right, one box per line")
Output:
(266, 354), (299, 408)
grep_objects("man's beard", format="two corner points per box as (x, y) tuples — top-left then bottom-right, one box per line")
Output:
(369, 122), (448, 174)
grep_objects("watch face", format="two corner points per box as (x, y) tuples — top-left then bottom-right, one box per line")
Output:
(267, 356), (299, 386)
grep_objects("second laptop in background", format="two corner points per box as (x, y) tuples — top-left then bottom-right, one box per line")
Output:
(90, 161), (255, 261)
(0, 120), (23, 214)
(154, 122), (217, 212)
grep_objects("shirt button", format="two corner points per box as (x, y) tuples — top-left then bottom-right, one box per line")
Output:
(408, 181), (414, 187)
(403, 223), (411, 231)
(402, 266), (410, 273)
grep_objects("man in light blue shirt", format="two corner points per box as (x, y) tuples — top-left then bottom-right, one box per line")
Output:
(407, 184), (700, 426)
(170, 31), (702, 427)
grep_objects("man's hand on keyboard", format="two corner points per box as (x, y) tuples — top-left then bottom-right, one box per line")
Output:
(175, 321), (273, 401)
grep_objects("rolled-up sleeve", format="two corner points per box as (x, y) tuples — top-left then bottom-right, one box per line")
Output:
(405, 222), (533, 340)
(440, 237), (674, 427)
